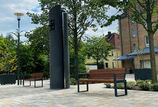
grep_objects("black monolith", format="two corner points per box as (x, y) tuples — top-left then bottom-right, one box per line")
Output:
(49, 5), (70, 89)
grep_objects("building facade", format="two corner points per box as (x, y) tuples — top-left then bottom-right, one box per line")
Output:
(104, 32), (122, 69)
(119, 13), (158, 73)
(86, 32), (122, 70)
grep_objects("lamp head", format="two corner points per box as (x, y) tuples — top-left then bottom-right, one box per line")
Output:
(14, 13), (24, 20)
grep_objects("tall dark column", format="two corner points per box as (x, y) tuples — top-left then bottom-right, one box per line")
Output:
(62, 12), (70, 88)
(49, 5), (70, 89)
(17, 19), (20, 85)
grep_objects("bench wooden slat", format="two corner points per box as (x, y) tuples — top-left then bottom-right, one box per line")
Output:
(78, 68), (125, 83)
(23, 72), (43, 88)
(24, 72), (43, 81)
(79, 79), (114, 83)
(77, 68), (127, 97)
(88, 69), (125, 80)
(31, 73), (43, 79)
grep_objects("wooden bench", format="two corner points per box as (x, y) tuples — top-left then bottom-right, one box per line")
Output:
(23, 72), (43, 88)
(77, 68), (127, 97)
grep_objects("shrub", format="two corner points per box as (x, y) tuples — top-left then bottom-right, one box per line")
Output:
(145, 80), (152, 84)
(136, 80), (151, 91)
(70, 78), (76, 85)
(116, 81), (136, 89)
(152, 83), (158, 91)
(104, 83), (111, 88)
(136, 80), (144, 86)
(127, 81), (136, 89)
(117, 83), (124, 89)
(139, 82), (151, 90)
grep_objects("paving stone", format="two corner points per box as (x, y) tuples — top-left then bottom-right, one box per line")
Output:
(0, 79), (158, 107)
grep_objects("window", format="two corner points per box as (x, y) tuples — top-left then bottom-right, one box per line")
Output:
(111, 51), (114, 56)
(145, 36), (149, 47)
(105, 63), (108, 68)
(133, 44), (136, 51)
(140, 60), (151, 68)
(132, 29), (136, 38)
(131, 20), (135, 24)
(112, 62), (114, 68)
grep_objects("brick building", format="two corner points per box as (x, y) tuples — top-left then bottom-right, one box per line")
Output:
(86, 32), (122, 70)
(118, 13), (158, 73)
(104, 32), (122, 69)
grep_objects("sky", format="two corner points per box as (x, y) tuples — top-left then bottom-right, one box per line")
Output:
(0, 0), (118, 41)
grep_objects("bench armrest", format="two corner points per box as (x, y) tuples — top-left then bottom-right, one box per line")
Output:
(78, 74), (89, 79)
(113, 73), (126, 81)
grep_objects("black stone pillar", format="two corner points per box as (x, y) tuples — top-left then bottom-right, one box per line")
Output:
(49, 5), (70, 89)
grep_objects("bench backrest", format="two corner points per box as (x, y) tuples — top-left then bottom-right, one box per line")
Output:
(88, 68), (125, 80)
(31, 72), (43, 79)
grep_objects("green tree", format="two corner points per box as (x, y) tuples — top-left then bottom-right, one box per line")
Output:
(24, 26), (50, 78)
(27, 0), (108, 79)
(25, 25), (49, 55)
(96, 0), (158, 83)
(19, 43), (49, 78)
(0, 35), (17, 73)
(19, 44), (35, 74)
(69, 39), (87, 78)
(86, 36), (113, 69)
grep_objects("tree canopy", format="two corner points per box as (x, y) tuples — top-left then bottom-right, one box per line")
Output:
(25, 25), (49, 55)
(27, 0), (109, 79)
(0, 36), (17, 73)
(96, 0), (158, 82)
(86, 36), (113, 68)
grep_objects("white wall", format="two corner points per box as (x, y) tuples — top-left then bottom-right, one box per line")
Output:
(86, 65), (97, 72)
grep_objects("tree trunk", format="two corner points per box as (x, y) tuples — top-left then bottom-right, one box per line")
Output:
(96, 49), (99, 69)
(74, 33), (79, 80)
(146, 0), (157, 83)
(96, 58), (99, 69)
(148, 33), (157, 83)
(73, 1), (79, 81)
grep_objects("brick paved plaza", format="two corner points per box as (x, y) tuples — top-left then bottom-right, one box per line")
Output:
(0, 77), (158, 107)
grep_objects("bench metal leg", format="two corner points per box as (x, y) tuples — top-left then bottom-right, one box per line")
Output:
(77, 81), (89, 92)
(114, 80), (128, 97)
(23, 80), (31, 87)
(124, 80), (127, 95)
(87, 82), (89, 91)
(42, 79), (43, 87)
(34, 80), (36, 88)
(34, 79), (43, 88)
(114, 82), (117, 97)
(77, 81), (80, 92)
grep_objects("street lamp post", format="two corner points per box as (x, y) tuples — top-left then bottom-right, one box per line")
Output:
(14, 12), (24, 85)
(101, 48), (104, 69)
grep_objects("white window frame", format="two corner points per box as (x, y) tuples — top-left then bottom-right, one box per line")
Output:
(132, 29), (136, 38)
(133, 43), (136, 51)
(131, 20), (135, 24)
(145, 36), (149, 47)
(140, 60), (151, 68)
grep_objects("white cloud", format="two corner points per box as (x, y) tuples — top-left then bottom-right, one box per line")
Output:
(85, 7), (119, 37)
(0, 0), (40, 40)
(85, 20), (118, 37)
(0, 1), (119, 41)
